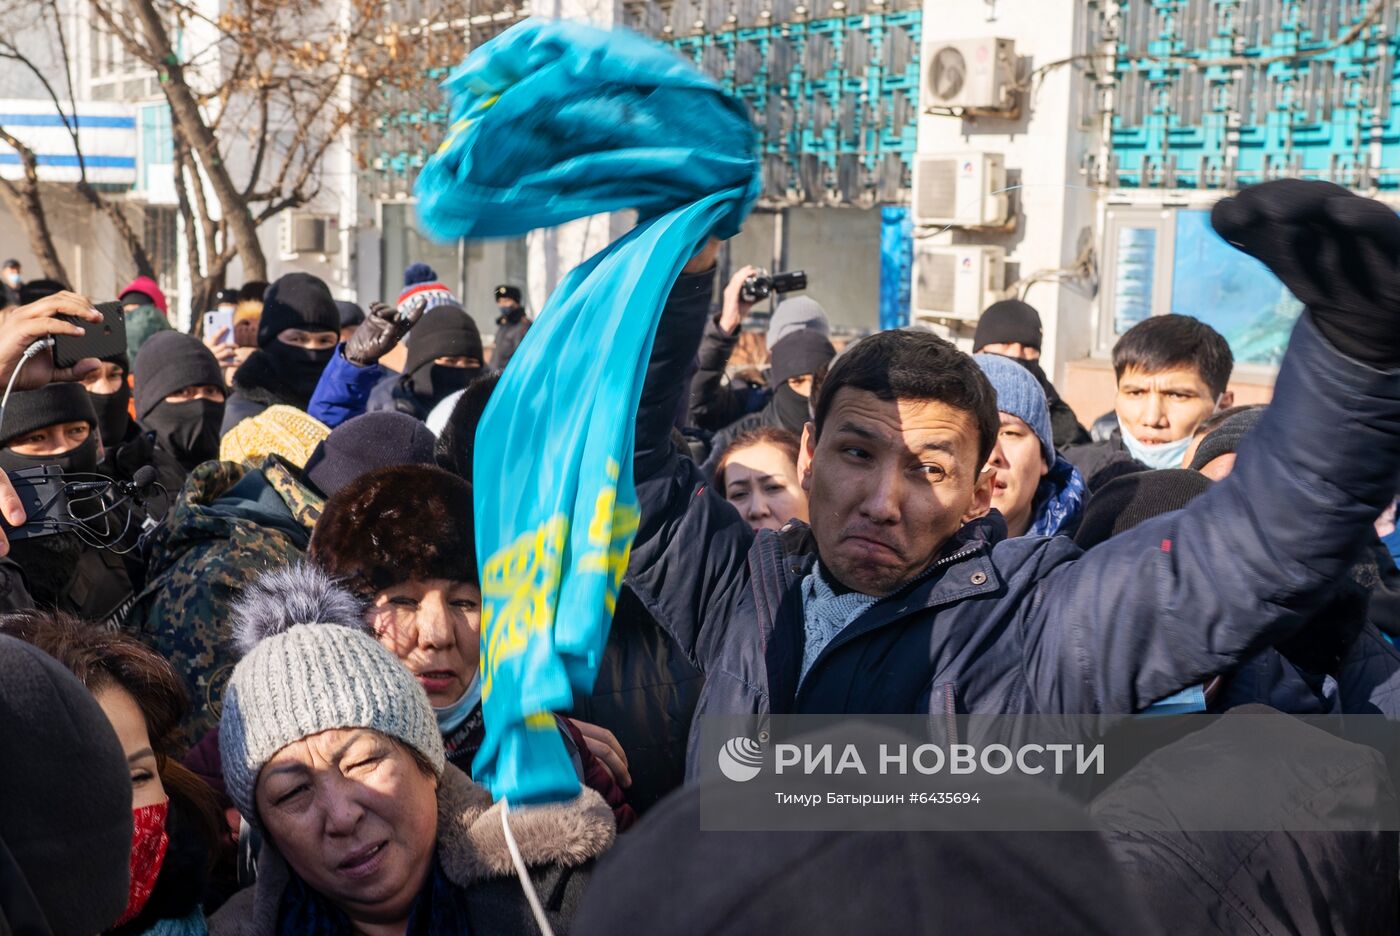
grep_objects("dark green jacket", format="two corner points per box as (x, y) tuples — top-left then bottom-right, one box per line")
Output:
(129, 456), (322, 741)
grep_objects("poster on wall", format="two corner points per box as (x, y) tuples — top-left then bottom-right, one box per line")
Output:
(1170, 210), (1303, 367)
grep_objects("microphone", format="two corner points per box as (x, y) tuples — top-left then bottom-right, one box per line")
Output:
(124, 465), (158, 493)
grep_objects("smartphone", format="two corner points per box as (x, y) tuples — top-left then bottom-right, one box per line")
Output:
(0, 465), (70, 541)
(204, 307), (235, 342)
(51, 301), (127, 370)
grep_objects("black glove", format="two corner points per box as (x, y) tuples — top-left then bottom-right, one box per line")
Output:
(1211, 179), (1400, 367)
(344, 298), (426, 367)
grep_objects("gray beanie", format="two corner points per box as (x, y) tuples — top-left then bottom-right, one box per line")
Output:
(765, 296), (830, 349)
(974, 353), (1055, 467)
(219, 564), (445, 826)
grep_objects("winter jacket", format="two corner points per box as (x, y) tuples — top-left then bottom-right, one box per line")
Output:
(129, 457), (323, 741)
(209, 765), (612, 935)
(625, 271), (1400, 775)
(687, 313), (767, 432)
(492, 314), (532, 372)
(8, 528), (134, 627)
(568, 586), (704, 814)
(366, 370), (432, 421)
(1062, 430), (1149, 492)
(220, 350), (318, 435)
(305, 346), (386, 429)
(1027, 454), (1087, 538)
(1091, 706), (1400, 935)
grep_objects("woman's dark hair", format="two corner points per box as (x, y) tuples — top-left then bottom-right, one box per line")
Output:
(813, 330), (1001, 467)
(716, 426), (801, 490)
(0, 610), (223, 852)
(1112, 314), (1234, 397)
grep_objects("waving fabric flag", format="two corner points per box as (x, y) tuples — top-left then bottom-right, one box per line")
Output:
(415, 18), (760, 804)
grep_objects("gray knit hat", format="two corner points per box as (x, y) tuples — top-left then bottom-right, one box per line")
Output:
(218, 564), (445, 826)
(974, 352), (1055, 467)
(765, 296), (830, 349)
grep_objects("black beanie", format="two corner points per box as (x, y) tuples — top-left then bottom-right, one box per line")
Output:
(0, 383), (97, 448)
(495, 284), (523, 304)
(133, 330), (225, 421)
(310, 464), (477, 598)
(973, 300), (1043, 352)
(302, 410), (437, 499)
(769, 330), (836, 387)
(0, 635), (133, 934)
(335, 300), (365, 329)
(403, 306), (483, 375)
(1189, 405), (1266, 471)
(1074, 469), (1213, 550)
(256, 273), (340, 348)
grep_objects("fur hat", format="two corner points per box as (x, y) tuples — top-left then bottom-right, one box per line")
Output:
(309, 463), (477, 599)
(220, 564), (444, 827)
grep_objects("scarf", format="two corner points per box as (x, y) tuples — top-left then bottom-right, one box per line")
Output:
(416, 18), (759, 804)
(114, 799), (170, 927)
(278, 856), (472, 936)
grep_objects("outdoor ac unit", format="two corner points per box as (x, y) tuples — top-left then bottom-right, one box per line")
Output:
(912, 152), (1009, 227)
(922, 37), (1017, 111)
(912, 244), (1005, 321)
(280, 212), (339, 256)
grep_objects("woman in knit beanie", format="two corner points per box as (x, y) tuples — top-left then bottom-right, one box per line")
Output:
(212, 563), (613, 935)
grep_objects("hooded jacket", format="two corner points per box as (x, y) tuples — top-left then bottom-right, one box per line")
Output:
(625, 271), (1400, 775)
(129, 457), (323, 741)
(209, 765), (612, 935)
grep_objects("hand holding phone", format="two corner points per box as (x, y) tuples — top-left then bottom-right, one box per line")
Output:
(52, 301), (126, 370)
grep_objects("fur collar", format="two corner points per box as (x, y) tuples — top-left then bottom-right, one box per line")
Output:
(211, 766), (614, 934)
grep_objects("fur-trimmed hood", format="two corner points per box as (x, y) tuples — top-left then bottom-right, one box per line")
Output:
(209, 766), (615, 934)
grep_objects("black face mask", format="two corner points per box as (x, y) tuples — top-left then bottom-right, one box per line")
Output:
(406, 364), (479, 410)
(141, 398), (224, 472)
(266, 341), (335, 399)
(0, 431), (101, 478)
(90, 385), (132, 450)
(771, 383), (812, 434)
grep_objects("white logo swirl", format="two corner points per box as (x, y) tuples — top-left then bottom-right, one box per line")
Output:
(717, 736), (763, 782)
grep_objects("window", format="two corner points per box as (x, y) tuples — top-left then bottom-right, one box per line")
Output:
(1097, 208), (1174, 351)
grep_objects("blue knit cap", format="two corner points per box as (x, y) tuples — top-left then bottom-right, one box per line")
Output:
(403, 262), (438, 287)
(974, 353), (1055, 466)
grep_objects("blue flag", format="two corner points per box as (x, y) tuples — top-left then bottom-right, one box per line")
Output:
(416, 18), (760, 804)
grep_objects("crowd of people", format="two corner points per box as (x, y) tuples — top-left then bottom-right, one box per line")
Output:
(0, 174), (1398, 935)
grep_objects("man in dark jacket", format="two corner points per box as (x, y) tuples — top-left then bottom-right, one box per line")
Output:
(1063, 313), (1235, 489)
(0, 384), (135, 625)
(623, 180), (1400, 773)
(492, 284), (532, 371)
(134, 331), (227, 474)
(221, 272), (340, 434)
(973, 298), (1090, 450)
(367, 305), (484, 420)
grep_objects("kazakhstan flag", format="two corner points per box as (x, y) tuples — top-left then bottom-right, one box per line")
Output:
(416, 18), (759, 804)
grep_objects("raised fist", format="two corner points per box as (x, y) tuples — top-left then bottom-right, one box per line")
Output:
(1211, 179), (1399, 366)
(344, 298), (426, 367)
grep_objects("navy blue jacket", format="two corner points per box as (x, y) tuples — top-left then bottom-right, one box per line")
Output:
(627, 269), (1400, 767)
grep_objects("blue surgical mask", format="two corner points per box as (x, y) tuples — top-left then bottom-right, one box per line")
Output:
(1117, 416), (1197, 471)
(433, 671), (481, 734)
(1142, 684), (1208, 714)
(4, 272), (19, 288)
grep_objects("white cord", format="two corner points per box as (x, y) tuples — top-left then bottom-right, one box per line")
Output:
(500, 798), (557, 936)
(0, 338), (54, 440)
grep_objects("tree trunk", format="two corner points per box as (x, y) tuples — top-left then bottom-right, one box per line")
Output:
(0, 129), (69, 284)
(76, 181), (155, 278)
(125, 0), (268, 281)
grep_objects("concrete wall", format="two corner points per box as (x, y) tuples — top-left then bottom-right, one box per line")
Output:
(914, 0), (1097, 387)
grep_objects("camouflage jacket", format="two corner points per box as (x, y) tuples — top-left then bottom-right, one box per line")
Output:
(129, 455), (323, 742)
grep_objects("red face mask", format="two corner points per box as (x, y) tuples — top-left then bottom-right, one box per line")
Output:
(114, 798), (170, 926)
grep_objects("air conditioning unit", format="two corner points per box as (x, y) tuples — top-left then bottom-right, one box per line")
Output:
(912, 152), (1009, 227)
(280, 212), (339, 256)
(912, 244), (1005, 322)
(921, 38), (1017, 112)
